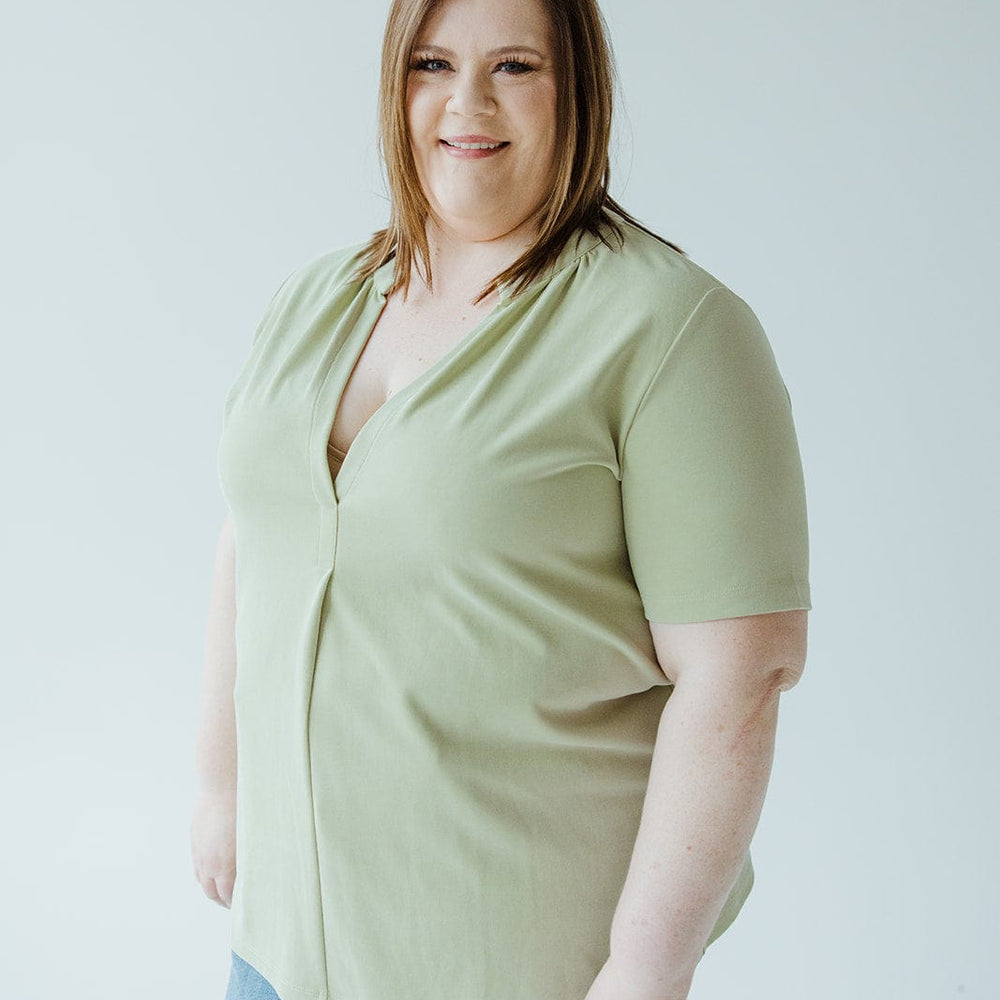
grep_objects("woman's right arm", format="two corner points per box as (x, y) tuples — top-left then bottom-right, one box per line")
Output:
(190, 511), (238, 908)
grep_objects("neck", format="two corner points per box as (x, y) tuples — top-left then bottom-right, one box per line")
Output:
(412, 216), (539, 303)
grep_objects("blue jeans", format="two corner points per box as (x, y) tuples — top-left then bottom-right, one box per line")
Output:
(225, 952), (282, 1000)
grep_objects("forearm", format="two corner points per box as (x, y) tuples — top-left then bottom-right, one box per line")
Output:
(604, 676), (782, 996)
(194, 512), (239, 795)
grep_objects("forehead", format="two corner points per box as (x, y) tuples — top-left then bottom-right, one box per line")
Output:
(414, 0), (554, 49)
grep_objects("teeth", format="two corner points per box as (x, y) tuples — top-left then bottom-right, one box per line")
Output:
(445, 140), (503, 150)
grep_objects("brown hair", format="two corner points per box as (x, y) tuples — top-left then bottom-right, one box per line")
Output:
(354, 0), (685, 303)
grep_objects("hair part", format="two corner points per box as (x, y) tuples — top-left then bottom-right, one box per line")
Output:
(354, 0), (684, 304)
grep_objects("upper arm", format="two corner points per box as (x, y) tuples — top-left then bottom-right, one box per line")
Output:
(620, 286), (811, 625)
(647, 609), (808, 693)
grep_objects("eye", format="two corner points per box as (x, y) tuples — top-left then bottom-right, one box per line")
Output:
(496, 59), (534, 75)
(411, 57), (451, 72)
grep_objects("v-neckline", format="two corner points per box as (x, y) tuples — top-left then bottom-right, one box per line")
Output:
(312, 271), (505, 508)
(310, 227), (607, 508)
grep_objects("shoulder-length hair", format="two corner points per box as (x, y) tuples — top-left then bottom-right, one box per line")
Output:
(353, 0), (685, 303)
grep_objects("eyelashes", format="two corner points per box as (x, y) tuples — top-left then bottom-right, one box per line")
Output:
(409, 54), (536, 76)
(410, 57), (450, 72)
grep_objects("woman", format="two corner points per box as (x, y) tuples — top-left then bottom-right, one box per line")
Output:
(192, 0), (811, 997)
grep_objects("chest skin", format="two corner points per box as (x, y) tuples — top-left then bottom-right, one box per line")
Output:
(328, 284), (501, 478)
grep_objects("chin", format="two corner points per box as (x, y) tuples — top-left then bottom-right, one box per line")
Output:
(432, 196), (544, 238)
(428, 201), (515, 239)
(441, 216), (529, 243)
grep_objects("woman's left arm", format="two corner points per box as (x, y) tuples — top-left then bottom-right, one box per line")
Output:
(584, 609), (808, 1000)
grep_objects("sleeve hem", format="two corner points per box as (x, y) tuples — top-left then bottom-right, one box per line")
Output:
(642, 579), (812, 625)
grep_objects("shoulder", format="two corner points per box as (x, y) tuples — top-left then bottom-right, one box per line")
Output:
(564, 218), (766, 363)
(598, 219), (751, 314)
(268, 239), (372, 310)
(243, 239), (373, 351)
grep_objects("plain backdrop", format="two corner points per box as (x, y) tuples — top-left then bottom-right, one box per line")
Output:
(1, 1), (997, 997)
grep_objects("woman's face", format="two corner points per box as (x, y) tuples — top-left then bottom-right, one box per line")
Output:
(406, 0), (559, 245)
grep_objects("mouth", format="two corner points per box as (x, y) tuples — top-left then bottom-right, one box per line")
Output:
(440, 136), (509, 151)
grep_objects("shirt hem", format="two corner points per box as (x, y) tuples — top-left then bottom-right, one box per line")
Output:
(232, 940), (329, 1000)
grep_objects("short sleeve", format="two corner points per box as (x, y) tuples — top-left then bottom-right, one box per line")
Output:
(249, 267), (297, 348)
(620, 285), (811, 623)
(221, 268), (298, 420)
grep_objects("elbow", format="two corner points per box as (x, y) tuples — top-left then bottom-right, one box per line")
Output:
(765, 618), (808, 695)
(769, 661), (803, 695)
(747, 610), (808, 702)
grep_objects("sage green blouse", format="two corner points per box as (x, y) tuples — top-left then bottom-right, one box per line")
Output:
(217, 218), (811, 1000)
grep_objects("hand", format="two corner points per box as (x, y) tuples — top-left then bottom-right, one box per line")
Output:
(583, 954), (692, 1000)
(190, 787), (236, 908)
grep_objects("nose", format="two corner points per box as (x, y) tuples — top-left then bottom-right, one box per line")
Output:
(445, 68), (496, 117)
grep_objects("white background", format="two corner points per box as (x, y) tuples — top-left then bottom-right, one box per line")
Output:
(1, 1), (997, 997)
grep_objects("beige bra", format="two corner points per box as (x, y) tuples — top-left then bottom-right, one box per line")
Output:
(327, 440), (348, 479)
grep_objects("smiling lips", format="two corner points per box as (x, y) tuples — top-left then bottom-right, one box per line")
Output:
(440, 135), (510, 158)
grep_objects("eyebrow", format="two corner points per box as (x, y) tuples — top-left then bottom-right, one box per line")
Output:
(411, 44), (547, 60)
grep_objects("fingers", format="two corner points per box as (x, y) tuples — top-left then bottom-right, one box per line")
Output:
(190, 797), (237, 909)
(217, 871), (235, 908)
(196, 871), (234, 908)
(193, 851), (236, 908)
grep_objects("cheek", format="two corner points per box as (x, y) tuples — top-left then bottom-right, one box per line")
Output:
(405, 91), (421, 137)
(405, 83), (436, 140)
(406, 101), (435, 178)
(521, 86), (557, 147)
